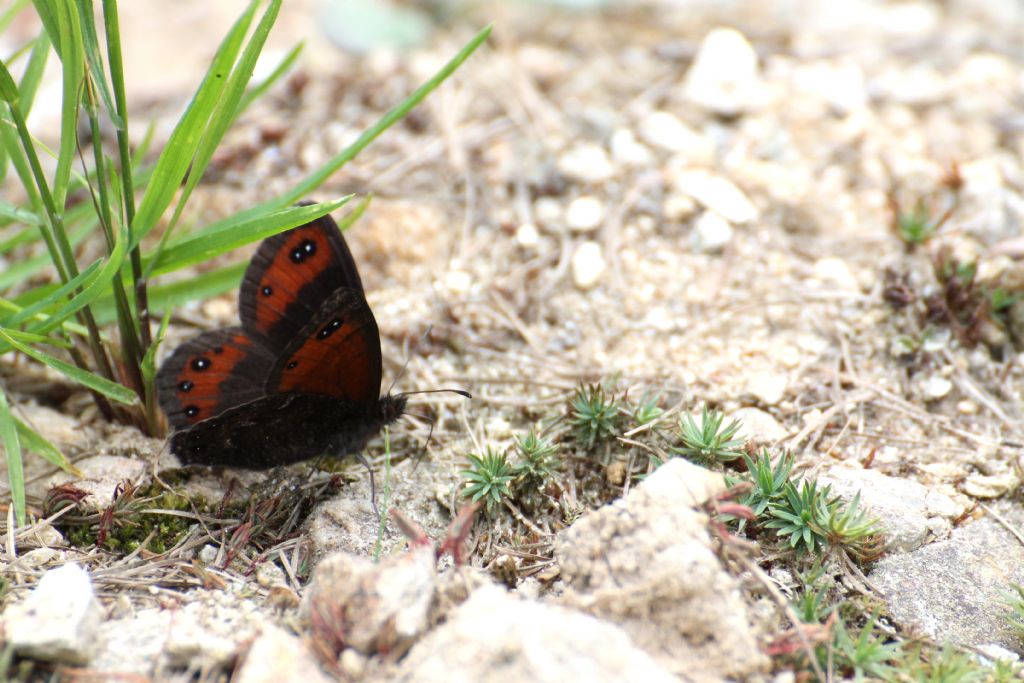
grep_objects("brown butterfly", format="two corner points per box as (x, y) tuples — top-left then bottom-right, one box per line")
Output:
(156, 208), (464, 468)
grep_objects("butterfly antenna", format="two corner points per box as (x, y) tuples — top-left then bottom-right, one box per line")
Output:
(402, 388), (473, 399)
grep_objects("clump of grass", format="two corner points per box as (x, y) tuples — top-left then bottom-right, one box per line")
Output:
(764, 479), (834, 555)
(727, 449), (884, 560)
(512, 430), (560, 485)
(885, 160), (962, 250)
(629, 392), (664, 428)
(672, 406), (745, 466)
(568, 383), (622, 450)
(460, 449), (515, 514)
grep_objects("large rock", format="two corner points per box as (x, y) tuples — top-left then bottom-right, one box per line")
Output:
(819, 465), (963, 552)
(554, 459), (767, 682)
(870, 502), (1024, 653)
(3, 563), (104, 665)
(235, 624), (331, 683)
(301, 542), (437, 655)
(392, 584), (678, 683)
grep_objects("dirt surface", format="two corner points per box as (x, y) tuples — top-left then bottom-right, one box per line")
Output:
(6, 0), (1024, 679)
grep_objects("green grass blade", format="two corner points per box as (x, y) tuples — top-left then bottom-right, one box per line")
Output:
(0, 219), (94, 290)
(147, 197), (350, 277)
(0, 0), (32, 33)
(31, 0), (60, 58)
(74, 0), (123, 129)
(0, 388), (25, 525)
(0, 56), (20, 102)
(210, 24), (492, 229)
(0, 329), (137, 404)
(130, 0), (259, 245)
(163, 0), (281, 243)
(236, 40), (303, 114)
(280, 24), (492, 206)
(24, 223), (128, 334)
(16, 31), (50, 118)
(50, 0), (85, 210)
(90, 262), (245, 325)
(15, 416), (74, 472)
(2, 258), (102, 327)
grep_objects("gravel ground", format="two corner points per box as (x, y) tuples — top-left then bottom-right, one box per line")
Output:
(5, 0), (1024, 680)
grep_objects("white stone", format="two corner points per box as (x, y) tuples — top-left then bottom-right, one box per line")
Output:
(663, 194), (697, 222)
(443, 269), (472, 296)
(690, 210), (733, 254)
(610, 128), (653, 166)
(638, 111), (714, 160)
(813, 257), (860, 291)
(534, 197), (564, 226)
(515, 222), (541, 248)
(565, 196), (604, 232)
(4, 563), (104, 665)
(572, 241), (606, 290)
(557, 143), (614, 183)
(745, 371), (788, 405)
(235, 625), (331, 683)
(920, 375), (953, 401)
(820, 465), (962, 552)
(731, 407), (788, 444)
(684, 27), (761, 116)
(672, 169), (758, 224)
(395, 585), (678, 683)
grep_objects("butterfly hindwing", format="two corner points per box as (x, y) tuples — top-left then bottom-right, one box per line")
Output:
(239, 212), (363, 351)
(156, 328), (275, 429)
(267, 287), (383, 405)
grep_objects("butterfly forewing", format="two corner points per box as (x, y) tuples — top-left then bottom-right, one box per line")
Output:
(267, 287), (383, 405)
(239, 213), (363, 351)
(156, 329), (275, 428)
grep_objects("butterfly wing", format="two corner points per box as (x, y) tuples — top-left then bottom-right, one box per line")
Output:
(267, 287), (383, 405)
(170, 393), (397, 468)
(239, 211), (364, 351)
(156, 328), (276, 429)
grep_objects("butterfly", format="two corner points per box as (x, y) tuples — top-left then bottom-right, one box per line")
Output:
(157, 208), (418, 469)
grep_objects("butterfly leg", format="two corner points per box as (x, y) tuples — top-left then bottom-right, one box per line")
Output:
(355, 451), (379, 518)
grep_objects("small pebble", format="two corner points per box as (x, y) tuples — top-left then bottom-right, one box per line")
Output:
(672, 169), (758, 224)
(663, 194), (698, 222)
(557, 143), (614, 183)
(684, 27), (761, 116)
(572, 241), (606, 290)
(565, 196), (604, 232)
(813, 257), (860, 292)
(638, 111), (714, 160)
(690, 210), (734, 254)
(745, 371), (788, 406)
(515, 223), (541, 248)
(534, 197), (564, 226)
(920, 376), (953, 401)
(610, 128), (653, 166)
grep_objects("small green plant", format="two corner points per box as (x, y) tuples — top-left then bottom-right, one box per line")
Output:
(1002, 583), (1024, 639)
(672, 406), (745, 465)
(513, 430), (559, 483)
(792, 565), (835, 625)
(896, 200), (940, 246)
(824, 491), (885, 562)
(734, 449), (793, 519)
(764, 479), (833, 554)
(630, 392), (664, 428)
(569, 384), (622, 450)
(460, 449), (515, 514)
(897, 644), (985, 683)
(831, 611), (901, 681)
